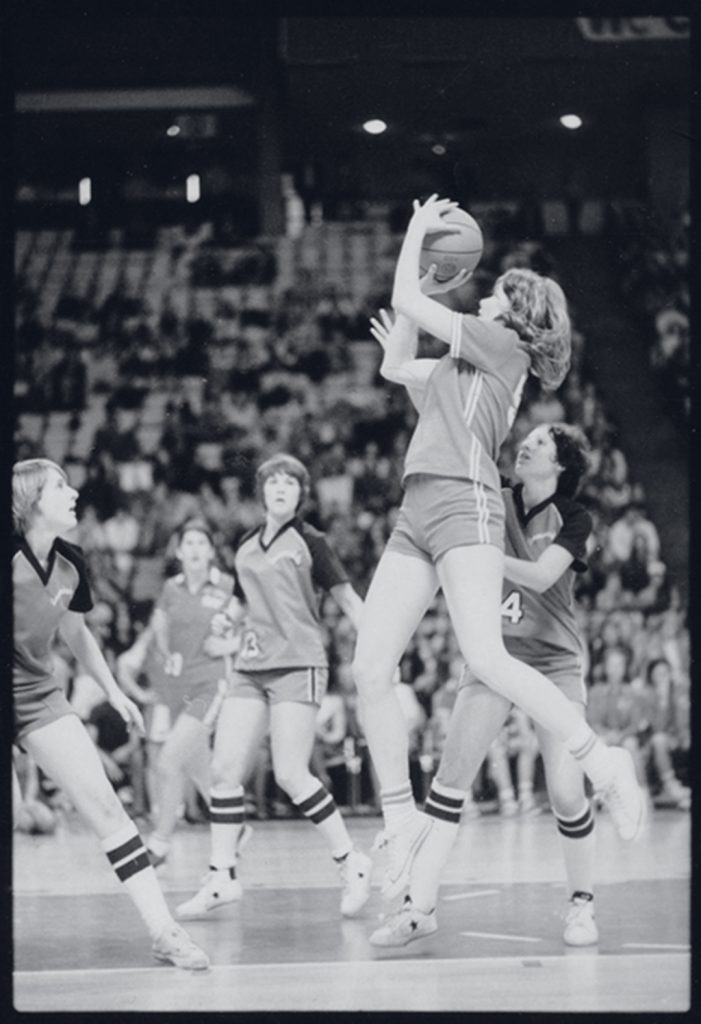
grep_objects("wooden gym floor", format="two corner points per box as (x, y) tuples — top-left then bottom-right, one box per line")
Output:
(13, 807), (691, 1013)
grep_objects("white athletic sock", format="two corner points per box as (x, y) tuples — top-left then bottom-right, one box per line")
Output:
(293, 778), (352, 860)
(380, 782), (417, 834)
(101, 822), (172, 939)
(209, 787), (245, 870)
(555, 802), (596, 897)
(409, 782), (465, 913)
(564, 723), (615, 789)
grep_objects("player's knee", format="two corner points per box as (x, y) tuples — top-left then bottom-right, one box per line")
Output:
(83, 785), (129, 835)
(352, 651), (392, 698)
(272, 764), (308, 800)
(549, 782), (587, 820)
(209, 755), (240, 791)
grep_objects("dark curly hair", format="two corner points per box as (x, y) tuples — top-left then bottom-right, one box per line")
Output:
(549, 423), (591, 498)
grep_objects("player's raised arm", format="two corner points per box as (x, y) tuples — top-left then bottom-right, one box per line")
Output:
(391, 195), (462, 344)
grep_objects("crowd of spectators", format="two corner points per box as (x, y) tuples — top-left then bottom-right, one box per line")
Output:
(14, 211), (690, 829)
(611, 203), (689, 425)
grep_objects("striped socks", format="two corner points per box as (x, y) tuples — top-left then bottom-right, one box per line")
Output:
(564, 722), (614, 789)
(294, 780), (352, 860)
(409, 781), (465, 914)
(209, 787), (245, 871)
(101, 822), (172, 938)
(380, 782), (417, 834)
(556, 802), (595, 899)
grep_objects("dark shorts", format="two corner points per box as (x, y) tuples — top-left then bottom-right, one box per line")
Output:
(225, 667), (329, 707)
(386, 473), (505, 563)
(14, 685), (79, 749)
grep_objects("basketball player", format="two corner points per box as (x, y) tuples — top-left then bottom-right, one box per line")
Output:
(176, 454), (372, 920)
(371, 422), (602, 947)
(12, 458), (209, 970)
(144, 518), (242, 867)
(353, 196), (644, 900)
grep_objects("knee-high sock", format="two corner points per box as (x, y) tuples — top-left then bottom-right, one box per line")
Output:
(409, 781), (466, 914)
(293, 778), (352, 860)
(101, 822), (172, 938)
(209, 786), (245, 871)
(555, 802), (595, 898)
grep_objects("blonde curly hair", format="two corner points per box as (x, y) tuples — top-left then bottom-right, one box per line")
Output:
(494, 268), (571, 390)
(13, 458), (67, 534)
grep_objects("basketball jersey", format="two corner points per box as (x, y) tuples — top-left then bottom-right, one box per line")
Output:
(403, 314), (531, 491)
(500, 484), (591, 660)
(13, 536), (93, 690)
(233, 518), (348, 671)
(156, 567), (235, 686)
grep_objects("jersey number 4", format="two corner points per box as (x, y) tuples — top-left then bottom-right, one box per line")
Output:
(501, 590), (524, 624)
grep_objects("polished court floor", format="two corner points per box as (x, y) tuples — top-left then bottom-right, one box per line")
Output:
(13, 806), (691, 1012)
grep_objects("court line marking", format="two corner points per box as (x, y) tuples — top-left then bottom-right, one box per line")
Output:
(623, 943), (690, 951)
(460, 930), (541, 943)
(443, 889), (500, 902)
(13, 951), (690, 980)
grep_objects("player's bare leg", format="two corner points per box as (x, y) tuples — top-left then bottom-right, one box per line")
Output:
(353, 549), (439, 897)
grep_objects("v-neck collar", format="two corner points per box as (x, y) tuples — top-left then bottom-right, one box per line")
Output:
(19, 536), (59, 586)
(513, 483), (556, 525)
(258, 517), (298, 552)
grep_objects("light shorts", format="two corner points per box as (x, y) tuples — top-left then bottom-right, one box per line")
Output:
(386, 473), (505, 563)
(459, 648), (587, 707)
(225, 666), (329, 707)
(14, 685), (79, 749)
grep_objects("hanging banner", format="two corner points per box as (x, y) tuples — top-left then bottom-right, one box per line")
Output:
(576, 17), (690, 41)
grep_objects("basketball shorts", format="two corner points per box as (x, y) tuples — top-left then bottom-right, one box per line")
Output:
(459, 648), (587, 707)
(14, 684), (79, 749)
(386, 473), (505, 563)
(225, 667), (329, 707)
(182, 679), (228, 729)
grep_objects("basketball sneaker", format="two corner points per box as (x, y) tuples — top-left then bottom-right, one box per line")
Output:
(176, 869), (243, 919)
(338, 848), (372, 917)
(152, 922), (210, 970)
(373, 814), (433, 900)
(563, 893), (599, 947)
(370, 895), (437, 947)
(597, 747), (646, 840)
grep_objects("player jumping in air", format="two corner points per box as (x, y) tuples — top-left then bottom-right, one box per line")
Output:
(176, 454), (373, 921)
(353, 195), (645, 901)
(370, 422), (603, 948)
(12, 458), (209, 971)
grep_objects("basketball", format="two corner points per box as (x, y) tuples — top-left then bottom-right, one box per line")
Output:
(419, 208), (484, 283)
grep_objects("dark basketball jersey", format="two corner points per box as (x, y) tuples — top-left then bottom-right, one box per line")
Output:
(233, 518), (348, 671)
(13, 536), (93, 690)
(156, 567), (235, 686)
(500, 485), (591, 660)
(403, 315), (531, 492)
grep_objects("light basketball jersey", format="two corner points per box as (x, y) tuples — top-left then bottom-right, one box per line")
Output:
(156, 567), (235, 686)
(13, 536), (93, 690)
(501, 485), (591, 660)
(233, 517), (348, 671)
(403, 314), (531, 492)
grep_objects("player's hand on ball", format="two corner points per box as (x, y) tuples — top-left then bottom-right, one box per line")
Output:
(420, 264), (472, 295)
(110, 693), (146, 736)
(411, 194), (461, 233)
(369, 308), (394, 348)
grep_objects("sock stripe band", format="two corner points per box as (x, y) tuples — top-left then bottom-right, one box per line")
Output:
(209, 812), (245, 824)
(296, 787), (330, 815)
(557, 804), (594, 838)
(424, 799), (462, 824)
(114, 851), (151, 881)
(106, 834), (143, 865)
(210, 795), (244, 808)
(427, 788), (464, 810)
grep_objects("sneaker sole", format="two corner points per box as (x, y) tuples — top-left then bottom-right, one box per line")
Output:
(176, 897), (241, 921)
(381, 820), (433, 900)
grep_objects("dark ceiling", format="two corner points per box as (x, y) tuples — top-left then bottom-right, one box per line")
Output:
(13, 14), (690, 202)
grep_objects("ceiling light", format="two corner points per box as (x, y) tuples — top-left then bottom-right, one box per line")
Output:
(166, 124), (181, 137)
(362, 119), (387, 135)
(560, 114), (583, 130)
